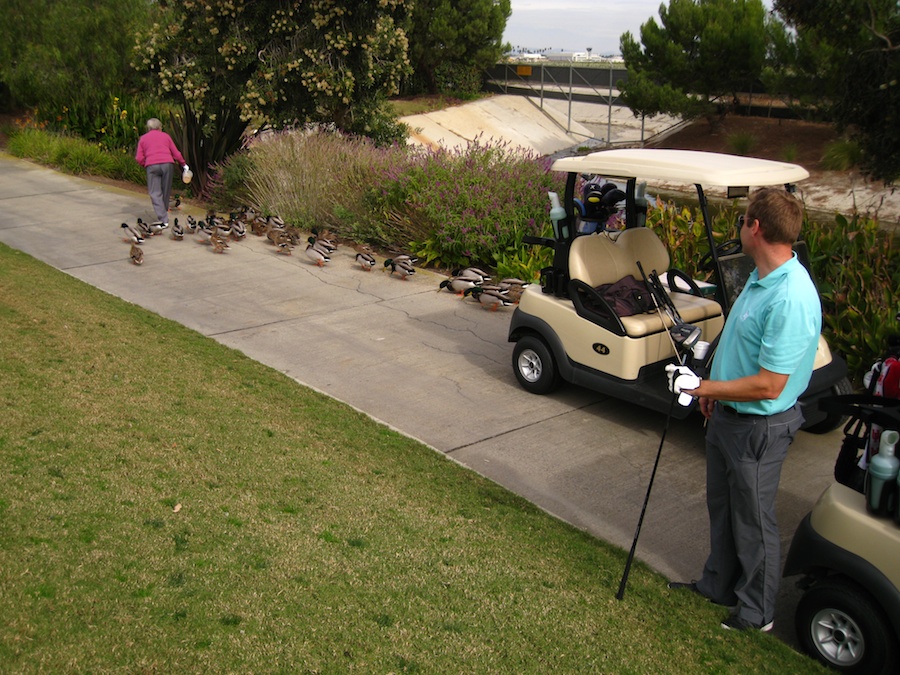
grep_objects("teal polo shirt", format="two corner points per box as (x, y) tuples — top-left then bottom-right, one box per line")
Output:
(711, 253), (821, 415)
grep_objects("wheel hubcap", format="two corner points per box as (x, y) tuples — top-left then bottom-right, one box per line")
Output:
(810, 608), (864, 666)
(518, 349), (542, 383)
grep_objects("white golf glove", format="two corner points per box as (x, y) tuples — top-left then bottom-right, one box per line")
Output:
(665, 364), (701, 406)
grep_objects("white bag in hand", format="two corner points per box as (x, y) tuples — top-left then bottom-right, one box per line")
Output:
(182, 164), (193, 184)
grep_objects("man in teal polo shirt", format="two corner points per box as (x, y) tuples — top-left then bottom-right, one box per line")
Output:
(668, 188), (821, 632)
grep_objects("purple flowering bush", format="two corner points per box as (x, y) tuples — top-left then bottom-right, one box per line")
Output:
(369, 138), (564, 277)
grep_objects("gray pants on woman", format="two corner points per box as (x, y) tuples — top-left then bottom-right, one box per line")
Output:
(696, 403), (803, 626)
(146, 163), (174, 224)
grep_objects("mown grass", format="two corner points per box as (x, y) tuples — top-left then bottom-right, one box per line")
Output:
(0, 247), (828, 673)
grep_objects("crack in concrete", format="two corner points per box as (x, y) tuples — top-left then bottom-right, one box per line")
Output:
(445, 398), (607, 455)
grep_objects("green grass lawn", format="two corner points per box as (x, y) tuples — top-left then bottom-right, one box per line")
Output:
(0, 242), (825, 673)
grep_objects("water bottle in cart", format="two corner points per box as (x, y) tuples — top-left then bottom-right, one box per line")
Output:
(866, 429), (900, 516)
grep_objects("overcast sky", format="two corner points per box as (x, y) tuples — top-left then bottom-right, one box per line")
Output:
(503, 0), (774, 55)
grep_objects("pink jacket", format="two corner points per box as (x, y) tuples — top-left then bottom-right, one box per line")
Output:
(135, 129), (186, 168)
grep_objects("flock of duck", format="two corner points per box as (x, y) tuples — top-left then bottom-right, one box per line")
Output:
(120, 207), (530, 310)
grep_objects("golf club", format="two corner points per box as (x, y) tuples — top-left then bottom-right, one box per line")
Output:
(636, 260), (702, 362)
(616, 386), (678, 601)
(616, 278), (704, 600)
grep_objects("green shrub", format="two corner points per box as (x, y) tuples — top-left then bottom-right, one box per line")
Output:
(647, 200), (739, 282)
(725, 131), (757, 156)
(821, 138), (863, 171)
(205, 151), (254, 210)
(37, 95), (170, 152)
(803, 213), (899, 383)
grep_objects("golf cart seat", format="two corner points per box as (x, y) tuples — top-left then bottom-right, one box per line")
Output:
(568, 228), (723, 338)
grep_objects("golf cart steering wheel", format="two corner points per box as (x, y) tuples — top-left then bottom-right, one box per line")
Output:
(699, 238), (742, 272)
(665, 268), (704, 297)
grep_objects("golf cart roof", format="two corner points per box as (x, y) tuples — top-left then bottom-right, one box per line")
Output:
(552, 149), (809, 187)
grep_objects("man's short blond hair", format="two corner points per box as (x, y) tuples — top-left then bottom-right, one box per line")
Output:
(747, 188), (804, 245)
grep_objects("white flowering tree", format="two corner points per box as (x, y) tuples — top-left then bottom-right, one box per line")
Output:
(133, 0), (411, 194)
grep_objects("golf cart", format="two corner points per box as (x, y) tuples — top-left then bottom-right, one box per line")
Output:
(783, 395), (900, 673)
(508, 148), (851, 431)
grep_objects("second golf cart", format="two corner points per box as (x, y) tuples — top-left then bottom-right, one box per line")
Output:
(508, 148), (851, 432)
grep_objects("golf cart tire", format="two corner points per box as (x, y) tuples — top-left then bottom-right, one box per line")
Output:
(513, 335), (562, 395)
(796, 577), (899, 675)
(804, 376), (855, 434)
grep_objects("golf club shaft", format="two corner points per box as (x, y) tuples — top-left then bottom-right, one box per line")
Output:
(616, 391), (678, 600)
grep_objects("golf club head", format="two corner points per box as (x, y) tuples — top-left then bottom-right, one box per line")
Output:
(670, 323), (702, 354)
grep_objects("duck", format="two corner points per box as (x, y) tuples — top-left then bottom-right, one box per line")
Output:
(452, 266), (492, 284)
(439, 275), (478, 295)
(311, 227), (338, 252)
(121, 222), (144, 245)
(195, 220), (213, 245)
(210, 230), (230, 253)
(136, 218), (153, 239)
(305, 240), (330, 266)
(250, 216), (268, 236)
(275, 241), (293, 255)
(171, 218), (184, 241)
(169, 194), (181, 210)
(497, 277), (531, 303)
(383, 257), (416, 279)
(185, 214), (199, 234)
(266, 223), (286, 246)
(464, 285), (513, 311)
(353, 243), (376, 271)
(129, 243), (144, 265)
(229, 215), (246, 240)
(271, 229), (292, 249)
(307, 235), (333, 256)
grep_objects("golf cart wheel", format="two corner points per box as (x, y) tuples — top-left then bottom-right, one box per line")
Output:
(513, 335), (561, 395)
(796, 578), (898, 674)
(804, 377), (855, 434)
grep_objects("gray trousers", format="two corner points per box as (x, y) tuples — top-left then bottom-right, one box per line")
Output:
(146, 163), (174, 223)
(696, 403), (803, 625)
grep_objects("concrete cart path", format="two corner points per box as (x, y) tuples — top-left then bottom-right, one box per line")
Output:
(0, 153), (842, 647)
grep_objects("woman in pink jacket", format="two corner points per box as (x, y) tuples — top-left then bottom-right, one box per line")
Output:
(135, 118), (187, 228)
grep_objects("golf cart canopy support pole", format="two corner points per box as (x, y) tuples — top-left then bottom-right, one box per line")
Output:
(695, 183), (730, 315)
